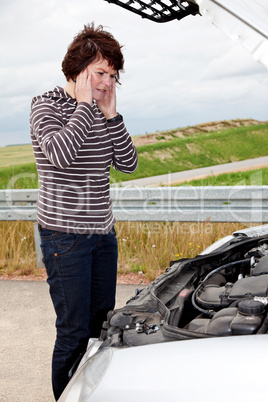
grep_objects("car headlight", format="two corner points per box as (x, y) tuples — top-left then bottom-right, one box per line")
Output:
(59, 347), (113, 401)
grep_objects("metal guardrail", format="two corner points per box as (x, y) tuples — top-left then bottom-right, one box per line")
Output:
(0, 189), (37, 221)
(1, 186), (268, 223)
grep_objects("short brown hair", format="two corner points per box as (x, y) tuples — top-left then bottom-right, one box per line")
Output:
(62, 23), (124, 83)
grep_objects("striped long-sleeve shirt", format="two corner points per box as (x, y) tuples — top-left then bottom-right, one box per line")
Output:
(30, 86), (138, 234)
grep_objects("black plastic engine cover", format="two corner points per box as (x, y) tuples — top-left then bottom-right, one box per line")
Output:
(228, 275), (268, 299)
(196, 275), (268, 308)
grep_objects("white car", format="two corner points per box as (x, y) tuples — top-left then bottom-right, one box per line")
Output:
(59, 223), (268, 401)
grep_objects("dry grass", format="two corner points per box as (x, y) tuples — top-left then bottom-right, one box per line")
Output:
(0, 221), (261, 282)
(0, 221), (38, 276)
(0, 145), (35, 168)
(115, 221), (258, 281)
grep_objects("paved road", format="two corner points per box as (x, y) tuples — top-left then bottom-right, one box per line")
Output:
(117, 156), (268, 187)
(0, 281), (144, 402)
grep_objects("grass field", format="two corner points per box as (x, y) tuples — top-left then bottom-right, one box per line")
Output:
(0, 163), (38, 190)
(0, 144), (35, 168)
(1, 122), (268, 188)
(0, 220), (260, 281)
(179, 167), (268, 186)
(111, 123), (268, 182)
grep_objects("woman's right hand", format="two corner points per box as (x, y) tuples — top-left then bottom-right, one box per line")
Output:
(75, 69), (93, 105)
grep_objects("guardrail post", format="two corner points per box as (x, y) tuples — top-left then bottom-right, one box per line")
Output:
(33, 222), (44, 269)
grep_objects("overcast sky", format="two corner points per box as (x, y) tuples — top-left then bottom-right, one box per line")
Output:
(0, 0), (268, 147)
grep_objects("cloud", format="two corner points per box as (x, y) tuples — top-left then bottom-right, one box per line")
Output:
(202, 45), (265, 79)
(0, 0), (268, 147)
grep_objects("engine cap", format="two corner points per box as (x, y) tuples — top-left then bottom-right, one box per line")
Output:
(238, 299), (265, 315)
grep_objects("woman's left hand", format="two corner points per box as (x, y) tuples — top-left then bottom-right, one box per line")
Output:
(97, 79), (118, 120)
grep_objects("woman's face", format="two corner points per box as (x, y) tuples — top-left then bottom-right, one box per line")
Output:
(87, 58), (117, 101)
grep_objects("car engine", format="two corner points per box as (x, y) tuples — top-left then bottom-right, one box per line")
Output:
(101, 232), (268, 347)
(186, 246), (268, 336)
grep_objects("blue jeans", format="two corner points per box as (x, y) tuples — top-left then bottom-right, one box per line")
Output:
(39, 225), (118, 400)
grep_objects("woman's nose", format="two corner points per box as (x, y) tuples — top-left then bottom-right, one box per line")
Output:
(102, 76), (112, 87)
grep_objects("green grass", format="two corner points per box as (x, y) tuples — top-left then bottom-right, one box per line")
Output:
(178, 167), (268, 186)
(110, 124), (268, 183)
(0, 163), (39, 189)
(1, 123), (268, 188)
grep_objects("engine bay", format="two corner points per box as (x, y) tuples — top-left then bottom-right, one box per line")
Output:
(101, 233), (268, 347)
(186, 245), (268, 336)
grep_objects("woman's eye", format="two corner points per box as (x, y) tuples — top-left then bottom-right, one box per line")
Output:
(98, 72), (104, 76)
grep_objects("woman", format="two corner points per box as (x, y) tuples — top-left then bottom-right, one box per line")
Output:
(30, 23), (138, 400)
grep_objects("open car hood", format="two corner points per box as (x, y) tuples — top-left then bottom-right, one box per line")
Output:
(103, 0), (268, 69)
(197, 0), (268, 69)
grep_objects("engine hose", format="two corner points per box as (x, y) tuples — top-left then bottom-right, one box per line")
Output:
(192, 259), (251, 317)
(191, 290), (214, 317)
(201, 259), (251, 284)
